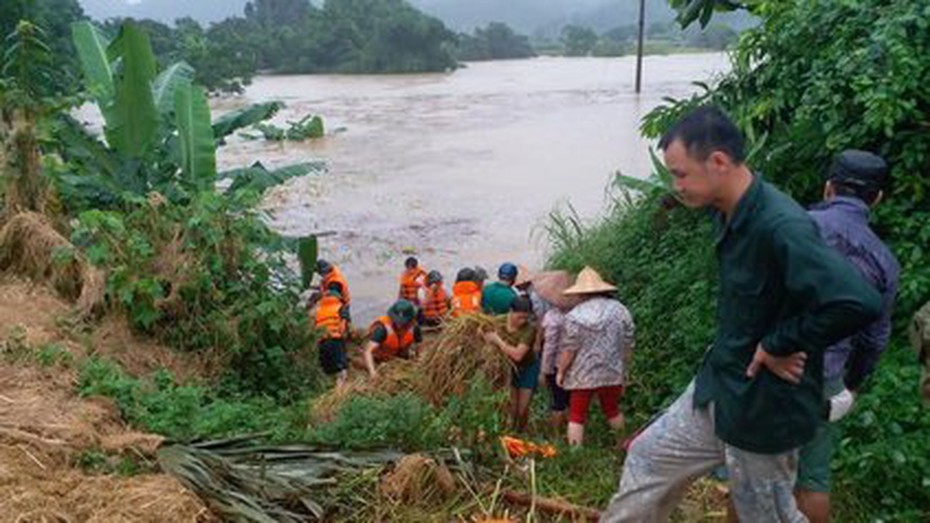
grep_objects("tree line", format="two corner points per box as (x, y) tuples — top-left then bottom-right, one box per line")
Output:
(1, 0), (739, 96)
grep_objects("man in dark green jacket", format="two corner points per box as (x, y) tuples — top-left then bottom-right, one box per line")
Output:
(600, 106), (881, 523)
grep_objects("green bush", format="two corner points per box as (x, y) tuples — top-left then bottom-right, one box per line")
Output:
(71, 193), (320, 398)
(311, 393), (440, 451)
(310, 377), (510, 455)
(78, 357), (311, 442)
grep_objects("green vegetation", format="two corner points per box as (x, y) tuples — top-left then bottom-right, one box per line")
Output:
(242, 114), (326, 141)
(78, 357), (311, 441)
(455, 22), (535, 61)
(560, 25), (599, 57)
(110, 0), (457, 91)
(545, 0), (930, 520)
(0, 0), (85, 95)
(4, 0), (459, 94)
(545, 19), (735, 58)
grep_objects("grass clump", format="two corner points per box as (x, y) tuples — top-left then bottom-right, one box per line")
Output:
(78, 357), (311, 442)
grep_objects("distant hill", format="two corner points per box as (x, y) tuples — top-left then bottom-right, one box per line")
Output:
(408, 0), (754, 38)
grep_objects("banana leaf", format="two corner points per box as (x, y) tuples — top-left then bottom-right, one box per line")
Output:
(71, 21), (115, 120)
(105, 21), (158, 160)
(175, 80), (217, 191)
(212, 101), (285, 143)
(221, 161), (324, 196)
(153, 61), (195, 119)
(298, 236), (318, 290)
(158, 440), (404, 522)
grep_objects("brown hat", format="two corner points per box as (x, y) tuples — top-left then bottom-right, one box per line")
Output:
(563, 267), (617, 295)
(531, 271), (583, 310)
(515, 265), (533, 288)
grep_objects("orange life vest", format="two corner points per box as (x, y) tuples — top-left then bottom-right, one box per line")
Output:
(369, 316), (415, 362)
(422, 284), (449, 321)
(322, 266), (351, 305)
(314, 295), (347, 340)
(399, 268), (427, 304)
(451, 281), (482, 317)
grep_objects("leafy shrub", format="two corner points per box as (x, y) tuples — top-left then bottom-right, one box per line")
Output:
(310, 377), (509, 454)
(78, 357), (311, 442)
(71, 193), (320, 398)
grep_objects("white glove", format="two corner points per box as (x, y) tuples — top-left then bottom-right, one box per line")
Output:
(828, 388), (855, 422)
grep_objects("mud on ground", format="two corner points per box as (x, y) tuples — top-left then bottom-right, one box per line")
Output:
(0, 279), (213, 523)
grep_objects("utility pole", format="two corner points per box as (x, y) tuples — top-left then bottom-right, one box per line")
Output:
(635, 0), (646, 93)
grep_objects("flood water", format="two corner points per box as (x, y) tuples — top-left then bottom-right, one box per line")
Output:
(215, 54), (730, 323)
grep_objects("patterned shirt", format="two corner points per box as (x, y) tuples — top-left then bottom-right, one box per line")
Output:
(562, 297), (634, 390)
(540, 308), (566, 376)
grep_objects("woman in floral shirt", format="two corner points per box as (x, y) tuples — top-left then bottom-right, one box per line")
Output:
(557, 267), (634, 446)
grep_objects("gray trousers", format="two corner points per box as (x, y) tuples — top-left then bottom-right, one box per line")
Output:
(600, 382), (807, 523)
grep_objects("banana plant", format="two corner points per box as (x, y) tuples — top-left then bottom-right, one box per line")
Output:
(64, 20), (308, 210)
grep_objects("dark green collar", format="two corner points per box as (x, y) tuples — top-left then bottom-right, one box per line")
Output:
(716, 174), (762, 245)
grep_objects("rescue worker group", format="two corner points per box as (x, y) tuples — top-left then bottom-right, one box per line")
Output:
(306, 106), (930, 523)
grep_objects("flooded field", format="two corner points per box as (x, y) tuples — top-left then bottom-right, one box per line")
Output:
(214, 54), (730, 322)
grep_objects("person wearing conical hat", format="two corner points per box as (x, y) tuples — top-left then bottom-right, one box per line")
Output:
(533, 271), (583, 432)
(556, 267), (633, 447)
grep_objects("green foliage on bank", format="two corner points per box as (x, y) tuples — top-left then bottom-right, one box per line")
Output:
(99, 0), (457, 92)
(78, 357), (312, 441)
(455, 22), (535, 62)
(0, 0), (85, 95)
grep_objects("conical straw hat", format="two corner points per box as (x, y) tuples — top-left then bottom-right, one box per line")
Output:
(563, 267), (617, 295)
(515, 265), (533, 287)
(531, 271), (583, 310)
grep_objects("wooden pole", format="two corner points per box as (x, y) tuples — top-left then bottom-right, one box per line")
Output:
(635, 0), (646, 93)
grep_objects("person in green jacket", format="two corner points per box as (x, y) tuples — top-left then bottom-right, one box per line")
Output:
(481, 262), (518, 314)
(600, 106), (881, 523)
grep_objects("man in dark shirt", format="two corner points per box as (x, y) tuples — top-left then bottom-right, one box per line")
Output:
(601, 107), (881, 522)
(793, 150), (900, 522)
(482, 263), (519, 314)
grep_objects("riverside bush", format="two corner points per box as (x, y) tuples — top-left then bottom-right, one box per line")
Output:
(78, 357), (311, 442)
(71, 192), (320, 398)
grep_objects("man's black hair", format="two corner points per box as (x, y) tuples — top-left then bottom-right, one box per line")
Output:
(404, 256), (419, 269)
(658, 105), (746, 164)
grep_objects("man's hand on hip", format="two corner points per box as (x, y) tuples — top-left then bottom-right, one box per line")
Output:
(746, 344), (807, 384)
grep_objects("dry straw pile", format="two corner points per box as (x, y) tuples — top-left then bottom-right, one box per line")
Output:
(312, 314), (515, 421)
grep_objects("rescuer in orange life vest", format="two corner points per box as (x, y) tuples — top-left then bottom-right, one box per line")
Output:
(451, 267), (483, 317)
(398, 256), (427, 307)
(316, 259), (352, 322)
(421, 270), (450, 327)
(312, 285), (350, 388)
(364, 300), (422, 379)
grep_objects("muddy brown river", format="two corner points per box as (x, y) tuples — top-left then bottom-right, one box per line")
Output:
(214, 54), (730, 323)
